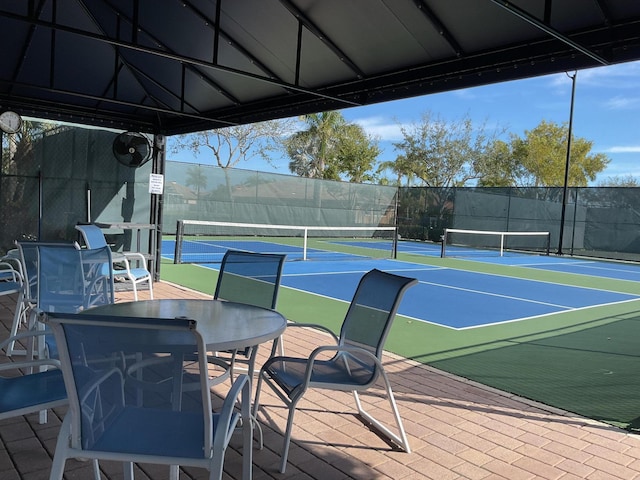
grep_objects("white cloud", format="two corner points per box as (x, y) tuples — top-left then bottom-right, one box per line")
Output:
(604, 96), (640, 110)
(351, 116), (405, 141)
(604, 145), (640, 153)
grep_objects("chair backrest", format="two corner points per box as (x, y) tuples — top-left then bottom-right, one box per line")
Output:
(214, 250), (286, 310)
(45, 312), (213, 456)
(16, 241), (42, 303)
(16, 242), (114, 312)
(17, 242), (82, 308)
(75, 224), (109, 249)
(340, 269), (417, 360)
(78, 246), (115, 308)
(37, 243), (85, 313)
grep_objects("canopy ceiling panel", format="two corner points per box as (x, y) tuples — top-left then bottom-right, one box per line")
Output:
(0, 0), (639, 135)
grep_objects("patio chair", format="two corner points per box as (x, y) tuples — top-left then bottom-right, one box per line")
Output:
(0, 259), (26, 356)
(0, 328), (67, 422)
(12, 242), (115, 363)
(75, 223), (153, 301)
(45, 311), (253, 480)
(38, 244), (115, 315)
(8, 242), (81, 358)
(253, 268), (418, 473)
(213, 249), (286, 379)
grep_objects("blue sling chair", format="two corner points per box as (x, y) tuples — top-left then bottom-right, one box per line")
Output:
(253, 268), (418, 473)
(46, 311), (253, 480)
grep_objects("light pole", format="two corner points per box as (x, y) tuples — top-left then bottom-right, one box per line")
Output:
(557, 71), (577, 255)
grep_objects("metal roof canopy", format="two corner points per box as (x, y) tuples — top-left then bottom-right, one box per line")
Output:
(1, 0), (639, 136)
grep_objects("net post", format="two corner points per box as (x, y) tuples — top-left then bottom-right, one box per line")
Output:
(500, 233), (505, 257)
(545, 232), (551, 256)
(303, 227), (308, 261)
(440, 228), (447, 258)
(174, 220), (183, 264)
(391, 227), (398, 259)
(392, 190), (399, 260)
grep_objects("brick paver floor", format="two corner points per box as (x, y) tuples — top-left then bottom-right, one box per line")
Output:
(1, 280), (640, 479)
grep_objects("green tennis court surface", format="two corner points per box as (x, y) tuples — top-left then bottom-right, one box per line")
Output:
(161, 241), (640, 431)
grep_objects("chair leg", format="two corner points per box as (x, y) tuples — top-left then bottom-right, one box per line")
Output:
(352, 370), (411, 454)
(92, 460), (101, 480)
(49, 415), (71, 480)
(123, 462), (134, 480)
(279, 403), (298, 474)
(6, 292), (26, 356)
(130, 278), (139, 301)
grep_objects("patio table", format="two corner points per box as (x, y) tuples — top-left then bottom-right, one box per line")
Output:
(87, 298), (287, 353)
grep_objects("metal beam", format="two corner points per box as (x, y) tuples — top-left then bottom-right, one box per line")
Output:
(489, 0), (610, 66)
(413, 0), (464, 57)
(0, 9), (361, 107)
(278, 0), (366, 79)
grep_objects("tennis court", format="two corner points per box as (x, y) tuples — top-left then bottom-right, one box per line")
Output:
(161, 238), (640, 330)
(160, 233), (640, 431)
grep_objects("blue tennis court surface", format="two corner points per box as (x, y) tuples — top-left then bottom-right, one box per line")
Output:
(345, 238), (640, 283)
(448, 253), (640, 282)
(278, 259), (640, 329)
(162, 240), (640, 330)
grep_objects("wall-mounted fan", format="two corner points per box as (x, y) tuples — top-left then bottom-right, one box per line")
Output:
(112, 131), (152, 168)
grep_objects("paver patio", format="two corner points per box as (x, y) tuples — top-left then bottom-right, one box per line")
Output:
(1, 280), (640, 479)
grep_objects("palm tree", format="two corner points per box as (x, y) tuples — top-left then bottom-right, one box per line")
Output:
(185, 165), (207, 198)
(286, 112), (346, 179)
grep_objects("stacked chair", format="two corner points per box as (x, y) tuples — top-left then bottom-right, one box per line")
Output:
(0, 242), (116, 478)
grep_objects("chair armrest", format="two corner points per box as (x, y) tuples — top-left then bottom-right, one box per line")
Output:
(0, 358), (61, 372)
(285, 322), (339, 343)
(0, 328), (51, 352)
(122, 252), (148, 268)
(302, 344), (383, 387)
(214, 373), (250, 447)
(0, 261), (21, 282)
(267, 322), (338, 358)
(0, 254), (23, 279)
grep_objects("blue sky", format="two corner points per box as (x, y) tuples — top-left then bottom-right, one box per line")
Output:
(168, 59), (640, 185)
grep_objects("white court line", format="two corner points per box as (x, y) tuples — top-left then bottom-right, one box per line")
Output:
(416, 279), (574, 309)
(282, 266), (445, 277)
(514, 260), (596, 267)
(517, 259), (640, 277)
(455, 298), (640, 331)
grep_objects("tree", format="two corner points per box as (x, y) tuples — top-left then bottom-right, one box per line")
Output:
(170, 119), (294, 169)
(284, 111), (381, 182)
(476, 139), (527, 187)
(509, 120), (609, 187)
(597, 175), (640, 187)
(286, 112), (346, 179)
(377, 155), (417, 186)
(185, 165), (207, 197)
(392, 112), (502, 187)
(334, 123), (380, 183)
(393, 112), (503, 241)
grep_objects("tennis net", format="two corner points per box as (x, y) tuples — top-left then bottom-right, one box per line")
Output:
(441, 228), (551, 258)
(172, 220), (398, 263)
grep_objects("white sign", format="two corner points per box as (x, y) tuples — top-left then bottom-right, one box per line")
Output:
(149, 173), (164, 194)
